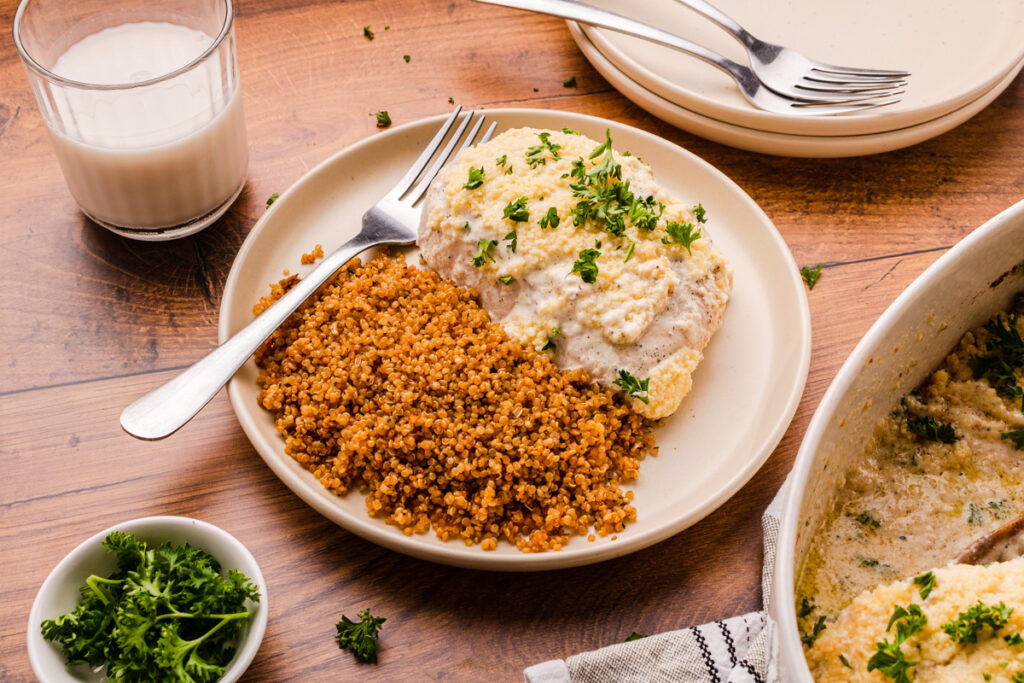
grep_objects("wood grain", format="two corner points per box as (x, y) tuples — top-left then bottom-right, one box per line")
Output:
(1, 0), (1023, 680)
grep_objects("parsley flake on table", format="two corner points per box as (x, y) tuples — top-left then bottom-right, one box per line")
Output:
(912, 571), (936, 600)
(801, 264), (823, 289)
(942, 601), (1012, 644)
(613, 369), (650, 404)
(539, 206), (559, 229)
(563, 75), (577, 87)
(335, 608), (386, 663)
(663, 221), (700, 253)
(266, 192), (279, 207)
(503, 196), (529, 222)
(625, 632), (646, 642)
(363, 25), (374, 40)
(403, 54), (410, 62)
(571, 246), (601, 283)
(373, 110), (391, 128)
(471, 239), (497, 267)
(503, 229), (517, 253)
(40, 532), (259, 682)
(463, 166), (485, 190)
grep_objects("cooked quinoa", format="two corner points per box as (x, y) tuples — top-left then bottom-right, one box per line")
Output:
(253, 251), (657, 552)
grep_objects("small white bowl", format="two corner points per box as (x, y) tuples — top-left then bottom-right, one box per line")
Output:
(27, 516), (268, 683)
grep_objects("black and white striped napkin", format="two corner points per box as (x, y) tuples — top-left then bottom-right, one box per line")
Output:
(524, 484), (786, 683)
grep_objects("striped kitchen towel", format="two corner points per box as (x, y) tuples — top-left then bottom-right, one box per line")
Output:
(523, 482), (786, 683)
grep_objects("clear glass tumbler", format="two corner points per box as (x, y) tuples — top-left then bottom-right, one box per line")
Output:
(14, 0), (248, 240)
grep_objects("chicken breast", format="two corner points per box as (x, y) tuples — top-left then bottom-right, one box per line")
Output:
(418, 127), (732, 419)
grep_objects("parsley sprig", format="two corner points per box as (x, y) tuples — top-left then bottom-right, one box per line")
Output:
(503, 196), (529, 222)
(571, 246), (601, 283)
(471, 239), (497, 267)
(526, 132), (562, 168)
(40, 532), (259, 682)
(663, 221), (701, 254)
(335, 608), (386, 663)
(942, 601), (1012, 644)
(867, 604), (926, 683)
(463, 166), (485, 190)
(613, 369), (650, 404)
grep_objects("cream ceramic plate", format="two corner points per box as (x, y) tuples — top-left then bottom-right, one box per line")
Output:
(220, 109), (810, 570)
(571, 23), (1024, 157)
(578, 0), (1024, 137)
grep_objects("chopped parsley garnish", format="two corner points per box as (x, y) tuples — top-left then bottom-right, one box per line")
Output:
(526, 132), (562, 167)
(1002, 429), (1024, 449)
(1005, 633), (1024, 647)
(839, 654), (852, 669)
(496, 154), (507, 167)
(801, 264), (823, 289)
(448, 96), (455, 104)
(471, 239), (497, 267)
(1012, 672), (1024, 683)
(587, 129), (622, 184)
(503, 196), (529, 222)
(851, 511), (882, 530)
(613, 369), (650, 404)
(463, 166), (485, 190)
(539, 207), (560, 229)
(693, 203), (707, 224)
(867, 604), (926, 683)
(912, 571), (936, 600)
(373, 110), (391, 128)
(967, 313), (1024, 404)
(663, 221), (701, 254)
(571, 246), (601, 283)
(503, 229), (517, 253)
(799, 597), (816, 619)
(39, 532), (259, 681)
(266, 192), (279, 207)
(942, 601), (1012, 643)
(541, 329), (560, 352)
(403, 54), (411, 62)
(623, 242), (635, 264)
(625, 632), (646, 642)
(363, 25), (374, 40)
(562, 127), (580, 135)
(498, 275), (513, 285)
(563, 75), (577, 87)
(801, 615), (827, 646)
(335, 608), (386, 663)
(904, 413), (958, 443)
(504, 165), (514, 175)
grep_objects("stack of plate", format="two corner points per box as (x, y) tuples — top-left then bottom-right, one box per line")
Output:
(569, 0), (1024, 157)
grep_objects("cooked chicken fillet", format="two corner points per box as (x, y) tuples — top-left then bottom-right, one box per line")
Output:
(418, 127), (732, 419)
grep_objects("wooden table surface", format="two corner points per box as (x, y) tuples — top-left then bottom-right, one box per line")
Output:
(2, 0), (1023, 680)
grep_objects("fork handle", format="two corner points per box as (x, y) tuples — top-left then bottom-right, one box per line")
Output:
(119, 231), (379, 440)
(473, 0), (748, 82)
(669, 0), (755, 49)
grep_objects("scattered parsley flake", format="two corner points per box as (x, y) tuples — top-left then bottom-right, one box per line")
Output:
(850, 511), (882, 530)
(839, 654), (852, 669)
(363, 25), (374, 40)
(373, 110), (391, 128)
(526, 132), (562, 167)
(448, 96), (455, 104)
(471, 239), (497, 267)
(539, 207), (559, 230)
(913, 571), (936, 600)
(905, 413), (958, 443)
(541, 329), (560, 352)
(693, 203), (707, 224)
(563, 75), (577, 87)
(942, 601), (1013, 644)
(503, 229), (517, 253)
(867, 604), (926, 683)
(623, 242), (635, 263)
(498, 275), (513, 285)
(505, 165), (514, 175)
(801, 264), (823, 289)
(496, 154), (507, 167)
(1001, 428), (1024, 449)
(613, 369), (650, 404)
(335, 608), (386, 663)
(799, 597), (816, 619)
(571, 246), (601, 283)
(503, 196), (529, 222)
(403, 54), (410, 62)
(625, 632), (646, 642)
(562, 127), (580, 135)
(1005, 633), (1024, 647)
(664, 221), (701, 254)
(802, 615), (827, 647)
(266, 192), (279, 207)
(463, 166), (485, 190)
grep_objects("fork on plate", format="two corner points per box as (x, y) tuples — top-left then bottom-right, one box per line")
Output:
(120, 108), (493, 440)
(474, 0), (907, 115)
(670, 0), (909, 99)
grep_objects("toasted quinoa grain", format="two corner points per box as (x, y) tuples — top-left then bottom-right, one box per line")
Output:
(253, 251), (656, 551)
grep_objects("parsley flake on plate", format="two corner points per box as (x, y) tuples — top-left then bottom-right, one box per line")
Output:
(539, 207), (560, 230)
(912, 571), (936, 600)
(613, 369), (650, 404)
(663, 221), (701, 254)
(471, 239), (497, 267)
(503, 229), (517, 253)
(867, 604), (925, 683)
(571, 246), (601, 283)
(503, 196), (529, 222)
(463, 166), (485, 190)
(942, 601), (1012, 644)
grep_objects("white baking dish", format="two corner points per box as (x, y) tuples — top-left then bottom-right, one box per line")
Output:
(772, 199), (1024, 680)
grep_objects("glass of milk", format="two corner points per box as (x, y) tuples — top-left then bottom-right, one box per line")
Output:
(13, 0), (248, 240)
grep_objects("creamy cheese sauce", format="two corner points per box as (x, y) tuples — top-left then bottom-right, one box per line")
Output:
(796, 301), (1024, 640)
(418, 127), (732, 419)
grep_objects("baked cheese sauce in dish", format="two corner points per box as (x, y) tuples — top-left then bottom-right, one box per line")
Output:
(419, 127), (732, 419)
(797, 295), (1024, 680)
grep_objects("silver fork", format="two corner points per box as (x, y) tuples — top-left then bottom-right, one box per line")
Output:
(475, 0), (903, 114)
(121, 108), (495, 440)
(671, 0), (909, 99)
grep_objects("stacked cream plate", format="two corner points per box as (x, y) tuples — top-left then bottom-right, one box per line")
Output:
(570, 0), (1024, 157)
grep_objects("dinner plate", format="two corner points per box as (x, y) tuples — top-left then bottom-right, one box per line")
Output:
(571, 23), (1024, 158)
(220, 109), (810, 571)
(577, 0), (1024, 137)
